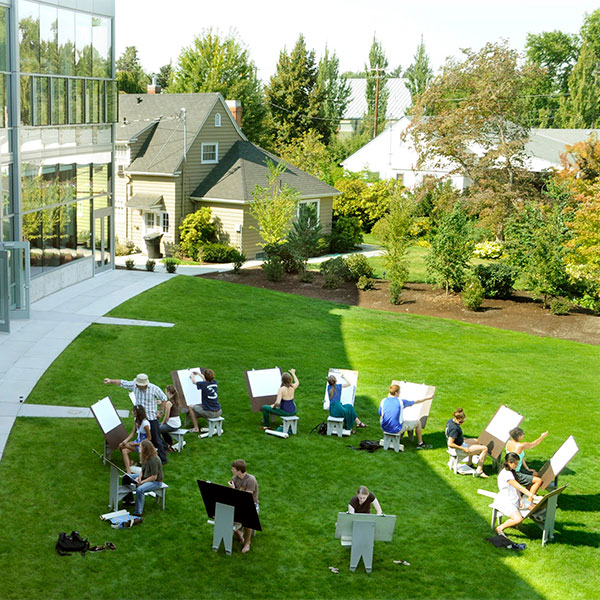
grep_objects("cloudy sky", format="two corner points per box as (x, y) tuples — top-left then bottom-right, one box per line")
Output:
(115, 0), (600, 81)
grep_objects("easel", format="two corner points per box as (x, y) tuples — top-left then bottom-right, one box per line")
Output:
(335, 512), (396, 573)
(245, 367), (281, 412)
(197, 480), (262, 555)
(476, 405), (524, 471)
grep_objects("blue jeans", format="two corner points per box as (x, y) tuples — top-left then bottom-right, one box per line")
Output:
(135, 480), (162, 516)
(160, 422), (179, 446)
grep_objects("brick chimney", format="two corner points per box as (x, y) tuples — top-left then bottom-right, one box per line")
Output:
(147, 75), (161, 95)
(226, 100), (242, 126)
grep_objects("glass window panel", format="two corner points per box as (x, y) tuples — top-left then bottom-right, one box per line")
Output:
(106, 80), (117, 123)
(22, 210), (43, 276)
(92, 16), (110, 78)
(0, 73), (5, 128)
(75, 13), (92, 77)
(94, 195), (109, 209)
(92, 163), (109, 195)
(19, 0), (40, 73)
(20, 76), (32, 125)
(57, 8), (75, 76)
(98, 80), (105, 123)
(51, 78), (67, 125)
(76, 199), (92, 257)
(59, 202), (78, 263)
(86, 79), (99, 123)
(76, 164), (91, 199)
(39, 4), (58, 74)
(43, 206), (60, 268)
(0, 7), (7, 72)
(69, 78), (84, 124)
(1, 164), (11, 217)
(2, 216), (14, 242)
(33, 77), (50, 126)
(58, 163), (75, 203)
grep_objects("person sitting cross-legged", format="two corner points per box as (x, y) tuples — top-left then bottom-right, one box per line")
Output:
(446, 407), (489, 478)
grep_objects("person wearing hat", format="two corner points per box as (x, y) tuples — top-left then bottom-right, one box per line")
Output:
(104, 373), (169, 464)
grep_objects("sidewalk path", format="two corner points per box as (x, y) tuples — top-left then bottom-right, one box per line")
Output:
(0, 269), (172, 461)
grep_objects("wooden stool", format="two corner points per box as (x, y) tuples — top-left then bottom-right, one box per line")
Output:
(327, 416), (344, 437)
(207, 416), (224, 437)
(170, 429), (189, 452)
(281, 415), (299, 435)
(382, 432), (404, 452)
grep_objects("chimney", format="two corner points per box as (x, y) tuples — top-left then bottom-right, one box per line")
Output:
(226, 99), (242, 126)
(147, 75), (161, 95)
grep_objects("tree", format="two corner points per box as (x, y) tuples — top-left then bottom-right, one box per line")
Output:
(426, 204), (473, 294)
(287, 202), (322, 268)
(156, 63), (173, 89)
(316, 47), (351, 144)
(116, 46), (149, 93)
(178, 208), (218, 260)
(363, 36), (389, 138)
(248, 160), (299, 247)
(524, 30), (579, 127)
(373, 193), (415, 304)
(403, 36), (433, 109)
(265, 35), (327, 147)
(556, 10), (600, 127)
(408, 42), (538, 239)
(169, 29), (267, 144)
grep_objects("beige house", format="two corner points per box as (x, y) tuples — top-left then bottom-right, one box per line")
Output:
(115, 93), (339, 258)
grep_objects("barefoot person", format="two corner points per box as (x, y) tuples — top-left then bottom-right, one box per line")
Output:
(505, 427), (548, 497)
(348, 486), (382, 514)
(327, 373), (366, 431)
(262, 369), (299, 430)
(445, 408), (489, 477)
(228, 459), (259, 553)
(119, 405), (150, 473)
(495, 452), (536, 537)
(188, 369), (222, 434)
(379, 384), (433, 450)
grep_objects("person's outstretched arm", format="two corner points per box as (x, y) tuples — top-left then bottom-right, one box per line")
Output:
(290, 368), (299, 389)
(104, 378), (120, 385)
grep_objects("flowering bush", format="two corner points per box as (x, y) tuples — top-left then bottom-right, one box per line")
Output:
(473, 240), (503, 259)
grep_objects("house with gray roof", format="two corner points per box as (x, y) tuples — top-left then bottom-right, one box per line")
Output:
(338, 78), (412, 137)
(115, 93), (339, 258)
(342, 116), (600, 188)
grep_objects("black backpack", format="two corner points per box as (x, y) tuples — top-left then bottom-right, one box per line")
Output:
(310, 421), (328, 435)
(349, 440), (382, 453)
(56, 531), (90, 556)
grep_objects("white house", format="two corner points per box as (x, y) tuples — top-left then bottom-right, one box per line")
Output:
(341, 117), (600, 187)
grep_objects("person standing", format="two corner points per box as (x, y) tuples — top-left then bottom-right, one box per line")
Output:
(228, 459), (259, 554)
(104, 373), (168, 464)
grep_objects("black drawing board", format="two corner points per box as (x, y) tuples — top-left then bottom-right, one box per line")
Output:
(245, 367), (281, 412)
(197, 480), (262, 531)
(91, 396), (129, 450)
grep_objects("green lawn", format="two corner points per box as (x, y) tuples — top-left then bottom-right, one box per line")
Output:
(0, 276), (597, 600)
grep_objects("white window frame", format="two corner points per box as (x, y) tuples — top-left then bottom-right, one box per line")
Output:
(162, 211), (169, 233)
(201, 142), (219, 164)
(297, 198), (320, 222)
(214, 113), (222, 127)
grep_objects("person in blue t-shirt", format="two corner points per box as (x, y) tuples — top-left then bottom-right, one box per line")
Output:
(189, 369), (222, 433)
(378, 384), (433, 450)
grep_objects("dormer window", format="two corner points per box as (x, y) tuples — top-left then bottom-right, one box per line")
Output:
(201, 143), (219, 164)
(215, 113), (222, 127)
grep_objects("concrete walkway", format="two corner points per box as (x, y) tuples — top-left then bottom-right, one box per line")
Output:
(0, 269), (173, 461)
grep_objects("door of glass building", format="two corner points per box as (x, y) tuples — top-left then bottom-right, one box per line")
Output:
(0, 250), (8, 333)
(0, 242), (31, 331)
(93, 208), (113, 274)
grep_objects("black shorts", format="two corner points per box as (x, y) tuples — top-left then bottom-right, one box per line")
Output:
(515, 469), (535, 487)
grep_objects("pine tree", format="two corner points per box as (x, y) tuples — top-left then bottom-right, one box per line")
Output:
(265, 35), (327, 147)
(404, 36), (433, 108)
(116, 46), (149, 93)
(364, 36), (389, 138)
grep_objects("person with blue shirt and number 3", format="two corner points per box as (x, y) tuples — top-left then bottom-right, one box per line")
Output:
(379, 384), (433, 450)
(189, 369), (222, 433)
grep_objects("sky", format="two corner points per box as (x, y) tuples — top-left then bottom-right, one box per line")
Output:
(115, 0), (600, 82)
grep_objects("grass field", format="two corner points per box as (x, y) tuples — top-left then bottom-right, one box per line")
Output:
(0, 276), (598, 600)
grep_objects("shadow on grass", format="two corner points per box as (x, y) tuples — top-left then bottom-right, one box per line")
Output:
(1, 277), (564, 599)
(557, 493), (600, 512)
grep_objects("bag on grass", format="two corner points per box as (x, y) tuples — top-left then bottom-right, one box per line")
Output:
(349, 440), (382, 453)
(310, 422), (328, 435)
(56, 531), (90, 556)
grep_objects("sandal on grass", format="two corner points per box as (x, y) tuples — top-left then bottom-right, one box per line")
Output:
(89, 545), (106, 552)
(105, 542), (116, 550)
(357, 422), (367, 428)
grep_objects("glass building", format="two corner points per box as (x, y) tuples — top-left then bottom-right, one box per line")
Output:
(1, 0), (116, 330)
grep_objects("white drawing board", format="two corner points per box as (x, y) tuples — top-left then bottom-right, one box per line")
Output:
(485, 405), (523, 442)
(323, 368), (358, 409)
(392, 380), (432, 422)
(91, 396), (122, 434)
(549, 435), (578, 475)
(128, 392), (136, 405)
(175, 368), (203, 406)
(247, 368), (281, 398)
